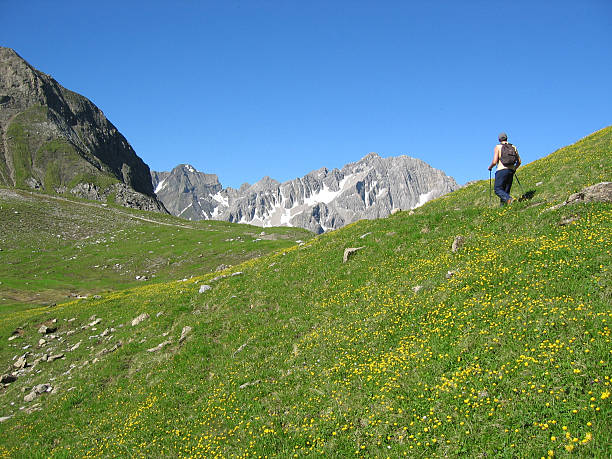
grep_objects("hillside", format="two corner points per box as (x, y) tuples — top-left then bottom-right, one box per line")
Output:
(0, 188), (313, 314)
(0, 47), (164, 212)
(0, 127), (610, 457)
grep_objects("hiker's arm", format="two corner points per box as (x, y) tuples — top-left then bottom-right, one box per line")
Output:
(488, 147), (499, 171)
(515, 147), (521, 168)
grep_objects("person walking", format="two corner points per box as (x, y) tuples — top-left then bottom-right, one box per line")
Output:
(488, 132), (521, 205)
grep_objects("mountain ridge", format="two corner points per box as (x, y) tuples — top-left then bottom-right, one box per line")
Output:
(152, 152), (459, 233)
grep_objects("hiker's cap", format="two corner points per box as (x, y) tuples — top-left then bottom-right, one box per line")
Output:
(498, 132), (508, 142)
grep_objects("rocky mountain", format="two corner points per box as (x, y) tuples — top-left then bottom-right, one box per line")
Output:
(0, 47), (165, 212)
(152, 153), (459, 233)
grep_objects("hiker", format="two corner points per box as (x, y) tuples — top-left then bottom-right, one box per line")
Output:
(488, 132), (521, 205)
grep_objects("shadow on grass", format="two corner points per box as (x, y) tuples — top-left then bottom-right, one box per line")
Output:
(519, 190), (536, 201)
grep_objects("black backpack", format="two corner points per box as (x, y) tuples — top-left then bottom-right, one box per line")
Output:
(500, 143), (518, 167)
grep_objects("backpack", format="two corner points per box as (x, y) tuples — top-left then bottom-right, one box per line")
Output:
(500, 143), (518, 167)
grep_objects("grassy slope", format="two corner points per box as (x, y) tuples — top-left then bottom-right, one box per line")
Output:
(0, 127), (610, 458)
(0, 190), (313, 314)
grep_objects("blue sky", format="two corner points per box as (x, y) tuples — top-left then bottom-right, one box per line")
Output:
(2, 0), (611, 187)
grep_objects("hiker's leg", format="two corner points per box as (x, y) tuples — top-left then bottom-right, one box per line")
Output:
(503, 172), (514, 198)
(494, 170), (512, 204)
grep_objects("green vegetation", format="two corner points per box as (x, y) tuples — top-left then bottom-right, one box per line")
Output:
(0, 190), (312, 314)
(0, 127), (610, 458)
(7, 107), (49, 188)
(5, 105), (119, 193)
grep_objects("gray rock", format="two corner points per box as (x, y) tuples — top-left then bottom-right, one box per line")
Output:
(239, 380), (261, 389)
(24, 384), (52, 402)
(47, 353), (64, 362)
(131, 313), (150, 326)
(38, 324), (57, 334)
(566, 182), (612, 204)
(13, 354), (27, 369)
(343, 247), (365, 263)
(452, 236), (465, 253)
(0, 415), (14, 422)
(199, 285), (212, 293)
(412, 285), (424, 294)
(548, 182), (612, 211)
(179, 326), (192, 343)
(147, 340), (171, 352)
(446, 270), (457, 279)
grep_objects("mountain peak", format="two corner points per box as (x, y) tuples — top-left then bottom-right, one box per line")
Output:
(0, 47), (165, 213)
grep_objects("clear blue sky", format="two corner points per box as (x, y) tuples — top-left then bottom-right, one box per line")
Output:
(3, 0), (611, 187)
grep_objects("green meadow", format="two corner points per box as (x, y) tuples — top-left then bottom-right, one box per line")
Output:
(0, 191), (312, 314)
(0, 127), (610, 458)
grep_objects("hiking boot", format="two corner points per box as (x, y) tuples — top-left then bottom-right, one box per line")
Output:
(506, 197), (514, 205)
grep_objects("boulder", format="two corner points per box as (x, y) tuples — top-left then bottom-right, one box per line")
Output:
(548, 182), (612, 211)
(566, 182), (612, 204)
(343, 247), (365, 263)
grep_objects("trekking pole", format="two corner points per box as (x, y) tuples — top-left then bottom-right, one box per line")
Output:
(514, 172), (526, 195)
(489, 169), (492, 205)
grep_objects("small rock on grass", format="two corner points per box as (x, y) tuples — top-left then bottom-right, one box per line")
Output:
(24, 384), (52, 402)
(13, 355), (27, 369)
(179, 326), (192, 343)
(452, 235), (465, 253)
(147, 340), (171, 353)
(131, 313), (150, 326)
(38, 324), (57, 335)
(343, 247), (365, 263)
(199, 285), (212, 293)
(239, 380), (261, 389)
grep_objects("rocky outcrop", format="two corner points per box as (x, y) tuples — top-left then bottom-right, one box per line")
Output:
(153, 153), (459, 233)
(547, 182), (612, 211)
(0, 47), (166, 213)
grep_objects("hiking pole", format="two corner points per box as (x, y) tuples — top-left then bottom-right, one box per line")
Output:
(514, 172), (526, 195)
(489, 170), (492, 205)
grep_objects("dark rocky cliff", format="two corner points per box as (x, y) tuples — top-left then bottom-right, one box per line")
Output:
(0, 47), (166, 212)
